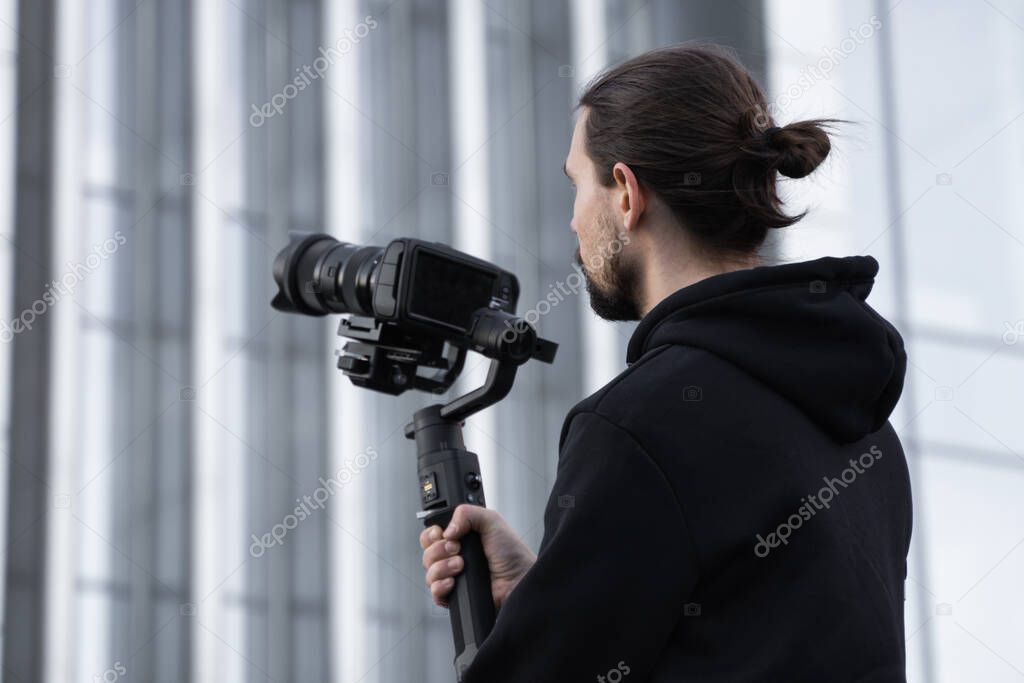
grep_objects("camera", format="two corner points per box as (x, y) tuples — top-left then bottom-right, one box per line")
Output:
(272, 232), (555, 398)
(272, 232), (519, 333)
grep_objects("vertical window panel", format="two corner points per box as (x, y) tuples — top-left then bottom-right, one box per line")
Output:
(0, 0), (18, 639)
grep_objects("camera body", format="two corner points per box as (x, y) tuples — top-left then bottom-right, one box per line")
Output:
(272, 233), (519, 337)
(272, 233), (550, 398)
(366, 238), (520, 337)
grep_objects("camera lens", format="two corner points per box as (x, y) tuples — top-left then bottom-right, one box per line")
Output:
(271, 232), (383, 317)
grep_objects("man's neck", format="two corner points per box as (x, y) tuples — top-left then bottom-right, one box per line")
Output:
(638, 248), (759, 317)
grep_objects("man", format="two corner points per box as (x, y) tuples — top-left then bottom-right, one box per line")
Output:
(422, 43), (911, 682)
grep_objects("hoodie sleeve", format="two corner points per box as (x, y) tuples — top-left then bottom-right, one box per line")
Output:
(462, 410), (699, 683)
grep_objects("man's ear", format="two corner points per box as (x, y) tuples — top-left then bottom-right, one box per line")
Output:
(611, 161), (645, 234)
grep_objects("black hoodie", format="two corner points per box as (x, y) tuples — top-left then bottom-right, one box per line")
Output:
(462, 255), (913, 683)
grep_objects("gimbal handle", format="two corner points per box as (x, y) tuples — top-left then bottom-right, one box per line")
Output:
(406, 405), (494, 680)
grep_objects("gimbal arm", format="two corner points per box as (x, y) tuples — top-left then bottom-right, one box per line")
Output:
(403, 311), (556, 681)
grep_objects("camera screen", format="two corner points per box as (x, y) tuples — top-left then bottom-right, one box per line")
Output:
(408, 250), (497, 331)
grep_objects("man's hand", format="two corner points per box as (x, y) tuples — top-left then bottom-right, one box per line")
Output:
(420, 504), (537, 610)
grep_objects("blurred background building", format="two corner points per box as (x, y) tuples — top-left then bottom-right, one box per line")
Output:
(0, 0), (1021, 681)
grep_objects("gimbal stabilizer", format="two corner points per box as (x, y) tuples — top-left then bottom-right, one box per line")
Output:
(271, 233), (558, 679)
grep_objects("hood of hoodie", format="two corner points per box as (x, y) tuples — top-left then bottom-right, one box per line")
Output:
(625, 255), (907, 443)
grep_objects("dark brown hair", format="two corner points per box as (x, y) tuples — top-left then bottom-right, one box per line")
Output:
(578, 43), (842, 255)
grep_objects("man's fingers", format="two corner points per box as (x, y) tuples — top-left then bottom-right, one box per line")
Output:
(422, 539), (460, 570)
(431, 577), (454, 606)
(423, 504), (504, 608)
(419, 525), (442, 550)
(425, 555), (464, 586)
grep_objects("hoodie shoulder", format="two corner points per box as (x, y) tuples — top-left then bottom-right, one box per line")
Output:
(559, 344), (736, 449)
(559, 341), (830, 458)
(557, 344), (673, 450)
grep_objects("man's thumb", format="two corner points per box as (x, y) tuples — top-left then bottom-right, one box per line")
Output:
(443, 503), (492, 540)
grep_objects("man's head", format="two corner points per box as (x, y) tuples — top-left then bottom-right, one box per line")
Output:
(565, 109), (644, 321)
(565, 43), (838, 320)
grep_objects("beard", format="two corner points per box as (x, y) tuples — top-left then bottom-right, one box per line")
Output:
(574, 213), (642, 322)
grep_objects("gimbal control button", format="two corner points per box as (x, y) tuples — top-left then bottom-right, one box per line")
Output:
(465, 473), (482, 490)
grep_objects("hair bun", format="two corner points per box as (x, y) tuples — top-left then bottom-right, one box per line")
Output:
(768, 120), (835, 179)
